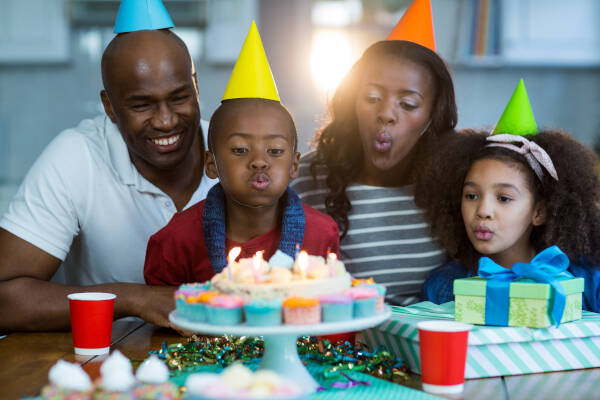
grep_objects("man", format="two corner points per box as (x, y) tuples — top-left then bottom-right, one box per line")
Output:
(0, 28), (216, 331)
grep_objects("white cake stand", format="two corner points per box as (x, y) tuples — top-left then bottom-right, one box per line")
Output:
(169, 306), (391, 392)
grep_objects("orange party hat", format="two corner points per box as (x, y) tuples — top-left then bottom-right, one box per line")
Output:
(386, 0), (436, 52)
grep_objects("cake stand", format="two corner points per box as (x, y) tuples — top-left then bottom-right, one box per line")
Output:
(169, 307), (391, 392)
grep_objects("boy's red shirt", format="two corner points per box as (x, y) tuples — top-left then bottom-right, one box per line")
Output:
(144, 200), (340, 285)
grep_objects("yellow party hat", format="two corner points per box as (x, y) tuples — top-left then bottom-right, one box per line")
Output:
(222, 21), (280, 102)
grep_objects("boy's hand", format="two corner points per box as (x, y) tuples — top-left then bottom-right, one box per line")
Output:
(130, 285), (177, 328)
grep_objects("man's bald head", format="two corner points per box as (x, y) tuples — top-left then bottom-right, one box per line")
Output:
(98, 29), (202, 177)
(101, 29), (191, 93)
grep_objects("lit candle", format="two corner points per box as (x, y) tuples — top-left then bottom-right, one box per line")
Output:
(227, 247), (241, 280)
(298, 250), (308, 280)
(327, 253), (337, 277)
(252, 250), (264, 283)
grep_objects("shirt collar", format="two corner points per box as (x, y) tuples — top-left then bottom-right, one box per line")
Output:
(104, 116), (142, 187)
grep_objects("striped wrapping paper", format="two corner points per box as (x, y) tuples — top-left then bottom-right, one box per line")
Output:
(362, 302), (600, 379)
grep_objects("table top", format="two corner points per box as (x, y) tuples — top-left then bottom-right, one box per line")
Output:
(1, 320), (599, 400)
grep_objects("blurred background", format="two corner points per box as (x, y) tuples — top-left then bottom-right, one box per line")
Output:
(0, 0), (599, 213)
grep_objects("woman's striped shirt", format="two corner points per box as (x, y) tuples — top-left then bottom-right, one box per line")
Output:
(291, 157), (447, 305)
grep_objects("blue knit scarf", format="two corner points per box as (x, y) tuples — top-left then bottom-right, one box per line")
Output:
(203, 183), (305, 273)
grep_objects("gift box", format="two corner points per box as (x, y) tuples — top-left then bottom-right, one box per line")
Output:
(454, 276), (584, 328)
(362, 302), (600, 379)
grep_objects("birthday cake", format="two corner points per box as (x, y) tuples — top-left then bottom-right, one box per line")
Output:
(173, 249), (386, 326)
(210, 251), (351, 300)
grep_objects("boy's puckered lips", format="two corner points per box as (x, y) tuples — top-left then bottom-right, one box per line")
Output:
(250, 173), (270, 190)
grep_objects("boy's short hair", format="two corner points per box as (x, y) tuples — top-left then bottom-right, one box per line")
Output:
(208, 98), (298, 154)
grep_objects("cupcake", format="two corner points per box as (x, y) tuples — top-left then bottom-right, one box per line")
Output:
(41, 359), (93, 400)
(133, 355), (178, 400)
(174, 289), (203, 320)
(357, 283), (387, 311)
(186, 291), (219, 323)
(93, 350), (135, 399)
(185, 364), (306, 400)
(282, 297), (321, 325)
(344, 287), (378, 318)
(206, 295), (245, 325)
(244, 299), (282, 326)
(319, 293), (353, 322)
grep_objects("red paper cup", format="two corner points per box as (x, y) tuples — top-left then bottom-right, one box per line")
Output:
(68, 292), (116, 355)
(417, 320), (472, 394)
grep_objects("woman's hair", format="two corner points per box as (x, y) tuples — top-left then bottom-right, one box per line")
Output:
(415, 129), (600, 270)
(309, 40), (458, 237)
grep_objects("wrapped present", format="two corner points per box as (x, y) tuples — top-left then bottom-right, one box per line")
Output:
(454, 276), (583, 328)
(362, 302), (600, 379)
(455, 246), (584, 328)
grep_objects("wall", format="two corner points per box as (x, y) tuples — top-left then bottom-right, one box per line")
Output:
(0, 0), (599, 214)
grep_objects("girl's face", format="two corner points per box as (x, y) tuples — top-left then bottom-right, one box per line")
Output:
(461, 158), (546, 268)
(354, 55), (435, 173)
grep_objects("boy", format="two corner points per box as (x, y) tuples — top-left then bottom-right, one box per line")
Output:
(143, 23), (339, 285)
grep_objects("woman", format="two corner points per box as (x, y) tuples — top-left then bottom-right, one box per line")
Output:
(291, 40), (457, 305)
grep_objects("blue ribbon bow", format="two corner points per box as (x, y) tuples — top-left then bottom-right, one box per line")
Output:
(478, 246), (574, 327)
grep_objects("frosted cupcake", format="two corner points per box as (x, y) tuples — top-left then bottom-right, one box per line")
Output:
(356, 283), (386, 310)
(282, 297), (321, 325)
(206, 295), (245, 325)
(174, 289), (204, 320)
(185, 363), (306, 399)
(319, 293), (353, 322)
(244, 299), (282, 326)
(344, 287), (378, 318)
(41, 360), (93, 400)
(186, 291), (219, 322)
(132, 355), (178, 400)
(93, 350), (135, 400)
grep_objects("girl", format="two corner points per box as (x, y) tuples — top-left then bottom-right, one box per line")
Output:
(418, 128), (600, 312)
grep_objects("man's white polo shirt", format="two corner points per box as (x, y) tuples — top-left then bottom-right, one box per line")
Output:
(0, 115), (217, 285)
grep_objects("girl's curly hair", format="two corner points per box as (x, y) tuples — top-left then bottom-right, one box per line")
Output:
(415, 129), (600, 271)
(308, 40), (457, 238)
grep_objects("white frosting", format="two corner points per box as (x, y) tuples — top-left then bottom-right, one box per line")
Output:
(270, 267), (292, 284)
(185, 373), (222, 395)
(48, 360), (92, 391)
(185, 366), (301, 398)
(101, 350), (135, 391)
(251, 370), (281, 389)
(220, 363), (253, 390)
(211, 254), (352, 300)
(268, 250), (294, 269)
(135, 355), (169, 384)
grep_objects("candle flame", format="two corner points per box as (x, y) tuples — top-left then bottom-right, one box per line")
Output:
(298, 250), (308, 272)
(327, 253), (337, 262)
(228, 247), (241, 263)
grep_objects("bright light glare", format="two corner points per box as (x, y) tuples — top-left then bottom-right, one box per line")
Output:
(310, 30), (354, 95)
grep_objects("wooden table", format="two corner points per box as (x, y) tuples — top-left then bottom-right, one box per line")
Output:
(1, 321), (599, 400)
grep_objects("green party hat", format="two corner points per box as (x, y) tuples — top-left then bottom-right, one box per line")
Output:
(492, 79), (538, 136)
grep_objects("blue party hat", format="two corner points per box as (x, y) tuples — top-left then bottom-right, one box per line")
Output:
(114, 0), (174, 34)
